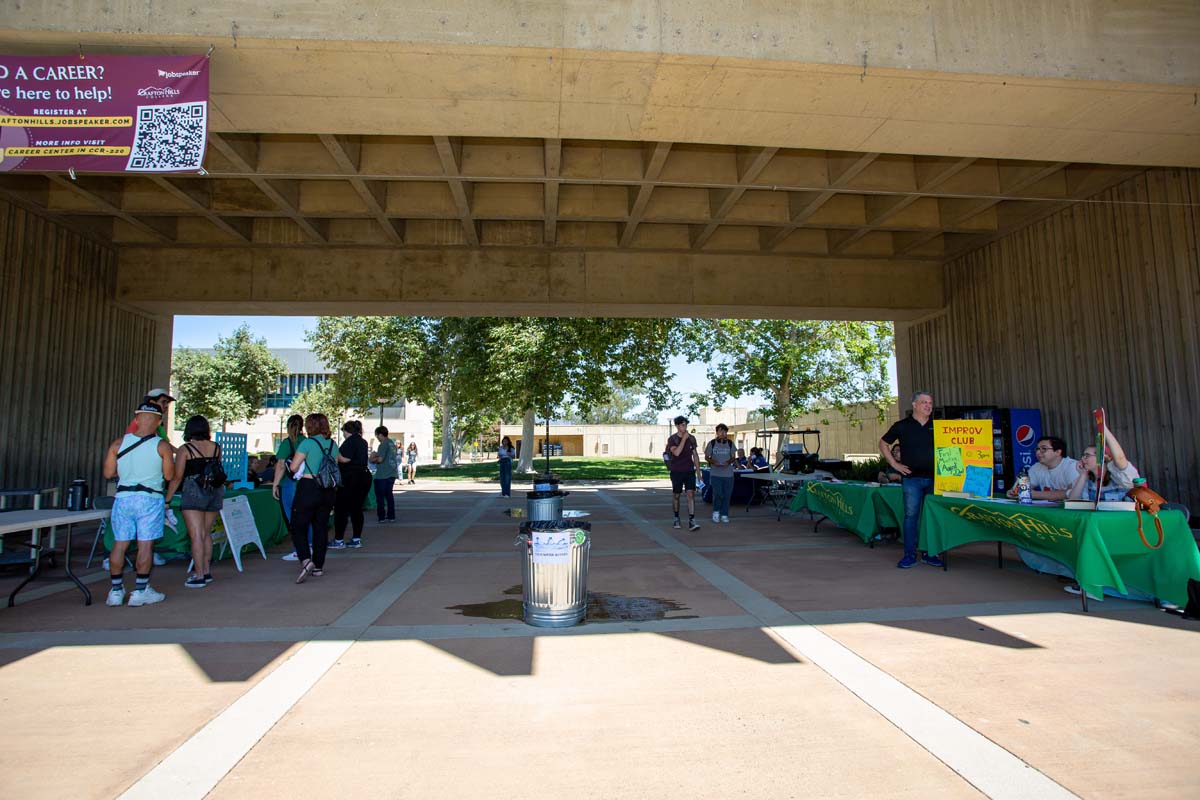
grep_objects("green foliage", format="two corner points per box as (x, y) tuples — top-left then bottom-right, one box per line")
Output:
(310, 316), (681, 467)
(487, 318), (681, 420)
(173, 326), (287, 429)
(562, 381), (660, 425)
(844, 457), (888, 482)
(681, 320), (895, 429)
(289, 381), (346, 428)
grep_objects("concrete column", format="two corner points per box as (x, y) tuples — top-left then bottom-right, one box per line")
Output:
(152, 313), (175, 431)
(893, 320), (913, 418)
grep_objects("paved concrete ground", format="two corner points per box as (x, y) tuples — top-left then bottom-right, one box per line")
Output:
(0, 482), (1197, 799)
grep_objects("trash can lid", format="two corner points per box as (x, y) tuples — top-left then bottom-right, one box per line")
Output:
(519, 519), (591, 532)
(526, 489), (567, 499)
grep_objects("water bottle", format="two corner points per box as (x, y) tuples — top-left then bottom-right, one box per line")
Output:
(66, 478), (89, 511)
(1017, 471), (1033, 505)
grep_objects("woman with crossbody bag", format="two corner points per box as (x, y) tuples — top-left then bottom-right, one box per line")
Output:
(164, 415), (224, 588)
(287, 413), (346, 583)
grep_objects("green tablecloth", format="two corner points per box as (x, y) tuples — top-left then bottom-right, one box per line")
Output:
(800, 481), (904, 543)
(104, 487), (288, 561)
(919, 495), (1200, 605)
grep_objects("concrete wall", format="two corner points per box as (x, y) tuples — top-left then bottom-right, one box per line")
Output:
(0, 199), (162, 499)
(903, 167), (1200, 515)
(732, 403), (901, 463)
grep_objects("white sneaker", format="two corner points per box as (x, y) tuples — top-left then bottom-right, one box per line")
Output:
(282, 552), (299, 562)
(106, 586), (125, 606)
(712, 512), (720, 523)
(128, 586), (166, 606)
(721, 515), (730, 523)
(152, 553), (167, 566)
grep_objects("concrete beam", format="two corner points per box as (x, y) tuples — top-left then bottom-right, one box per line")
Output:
(7, 2), (1198, 86)
(1, 3), (1197, 167)
(115, 247), (943, 321)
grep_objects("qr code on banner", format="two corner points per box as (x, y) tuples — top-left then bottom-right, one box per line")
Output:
(125, 101), (207, 172)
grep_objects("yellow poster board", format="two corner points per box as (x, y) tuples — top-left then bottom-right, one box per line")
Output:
(933, 420), (994, 496)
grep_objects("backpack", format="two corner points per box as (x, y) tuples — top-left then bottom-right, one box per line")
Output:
(189, 442), (227, 491)
(314, 439), (342, 489)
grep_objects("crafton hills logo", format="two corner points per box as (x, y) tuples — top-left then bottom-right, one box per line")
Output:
(807, 481), (855, 517)
(951, 503), (1074, 543)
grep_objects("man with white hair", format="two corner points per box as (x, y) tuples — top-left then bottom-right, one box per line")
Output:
(103, 402), (175, 606)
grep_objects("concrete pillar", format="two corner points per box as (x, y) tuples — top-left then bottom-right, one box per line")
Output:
(893, 320), (913, 418)
(152, 313), (174, 431)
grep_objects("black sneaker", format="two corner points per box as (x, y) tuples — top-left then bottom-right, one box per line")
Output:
(672, 518), (681, 529)
(203, 574), (214, 584)
(184, 575), (207, 589)
(688, 518), (701, 532)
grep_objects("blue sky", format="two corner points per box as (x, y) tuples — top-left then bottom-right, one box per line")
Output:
(172, 315), (763, 423)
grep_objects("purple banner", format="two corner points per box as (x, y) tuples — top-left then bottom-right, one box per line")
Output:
(0, 54), (208, 174)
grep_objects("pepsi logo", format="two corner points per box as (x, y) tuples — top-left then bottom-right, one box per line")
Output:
(1015, 425), (1036, 446)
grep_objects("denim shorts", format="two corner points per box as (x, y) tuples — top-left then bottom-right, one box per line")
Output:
(111, 494), (165, 541)
(181, 476), (224, 512)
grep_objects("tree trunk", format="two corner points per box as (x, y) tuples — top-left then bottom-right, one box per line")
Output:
(517, 408), (537, 473)
(438, 386), (455, 468)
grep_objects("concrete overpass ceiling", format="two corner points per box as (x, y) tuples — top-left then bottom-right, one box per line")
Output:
(1, 2), (1195, 318)
(0, 134), (1150, 262)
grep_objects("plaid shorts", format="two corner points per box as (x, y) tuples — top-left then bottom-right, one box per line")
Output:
(111, 494), (165, 541)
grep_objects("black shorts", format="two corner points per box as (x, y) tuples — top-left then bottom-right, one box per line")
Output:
(670, 470), (697, 493)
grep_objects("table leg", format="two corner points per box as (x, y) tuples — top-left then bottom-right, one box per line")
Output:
(997, 542), (1004, 569)
(8, 551), (41, 607)
(62, 524), (91, 606)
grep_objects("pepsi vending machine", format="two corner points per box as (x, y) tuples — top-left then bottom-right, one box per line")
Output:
(938, 406), (1042, 495)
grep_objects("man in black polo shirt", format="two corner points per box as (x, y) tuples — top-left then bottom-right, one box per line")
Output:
(880, 391), (943, 569)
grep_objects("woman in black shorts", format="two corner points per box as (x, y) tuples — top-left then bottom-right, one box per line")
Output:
(164, 415), (224, 589)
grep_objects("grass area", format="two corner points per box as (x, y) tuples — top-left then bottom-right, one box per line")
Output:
(418, 457), (669, 482)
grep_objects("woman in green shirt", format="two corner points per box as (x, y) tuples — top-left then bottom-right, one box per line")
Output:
(287, 413), (346, 583)
(369, 426), (398, 522)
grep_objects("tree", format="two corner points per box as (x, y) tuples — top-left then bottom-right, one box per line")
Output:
(488, 318), (681, 471)
(289, 381), (346, 430)
(681, 320), (894, 429)
(563, 381), (660, 425)
(309, 316), (499, 468)
(173, 326), (287, 430)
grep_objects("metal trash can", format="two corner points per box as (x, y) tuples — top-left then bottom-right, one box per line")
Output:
(515, 520), (591, 627)
(526, 489), (569, 522)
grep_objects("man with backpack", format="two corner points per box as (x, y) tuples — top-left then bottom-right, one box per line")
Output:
(102, 402), (175, 606)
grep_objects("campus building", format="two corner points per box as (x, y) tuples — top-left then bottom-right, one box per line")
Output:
(500, 406), (753, 459)
(213, 349), (434, 458)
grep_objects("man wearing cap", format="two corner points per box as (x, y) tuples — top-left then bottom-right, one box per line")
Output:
(126, 388), (175, 446)
(663, 416), (702, 531)
(102, 402), (175, 606)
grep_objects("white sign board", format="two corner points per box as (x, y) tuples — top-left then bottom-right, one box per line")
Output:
(531, 529), (571, 564)
(217, 494), (267, 571)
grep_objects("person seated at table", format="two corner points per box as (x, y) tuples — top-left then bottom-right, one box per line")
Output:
(1063, 427), (1151, 599)
(734, 448), (750, 469)
(1007, 436), (1076, 501)
(749, 447), (769, 469)
(1068, 427), (1139, 502)
(877, 444), (904, 484)
(1009, 436), (1078, 576)
(254, 455), (277, 486)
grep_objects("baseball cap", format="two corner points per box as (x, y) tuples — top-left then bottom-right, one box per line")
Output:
(145, 388), (175, 401)
(134, 402), (163, 416)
